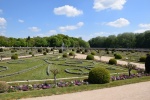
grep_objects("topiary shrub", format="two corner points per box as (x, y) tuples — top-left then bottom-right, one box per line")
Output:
(63, 53), (68, 58)
(82, 51), (85, 54)
(88, 67), (110, 84)
(59, 49), (63, 53)
(91, 51), (96, 55)
(139, 56), (146, 62)
(109, 58), (117, 65)
(38, 49), (42, 53)
(11, 54), (18, 60)
(29, 52), (32, 55)
(76, 49), (80, 53)
(69, 52), (75, 56)
(72, 49), (75, 51)
(46, 49), (49, 53)
(11, 50), (17, 53)
(86, 54), (94, 60)
(0, 48), (3, 52)
(114, 54), (122, 59)
(43, 52), (47, 55)
(0, 81), (9, 93)
(85, 49), (89, 53)
(106, 51), (109, 54)
(145, 54), (150, 73)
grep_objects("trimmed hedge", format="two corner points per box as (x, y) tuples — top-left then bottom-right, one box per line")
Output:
(63, 53), (68, 58)
(0, 48), (3, 52)
(139, 56), (146, 62)
(114, 54), (122, 59)
(43, 52), (47, 55)
(11, 54), (18, 60)
(59, 49), (63, 53)
(91, 51), (96, 55)
(0, 81), (9, 93)
(69, 52), (75, 56)
(86, 55), (94, 60)
(88, 67), (110, 84)
(109, 58), (117, 65)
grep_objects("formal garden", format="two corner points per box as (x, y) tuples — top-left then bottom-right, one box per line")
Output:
(0, 47), (150, 100)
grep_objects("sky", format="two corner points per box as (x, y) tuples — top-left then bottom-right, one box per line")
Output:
(0, 0), (150, 41)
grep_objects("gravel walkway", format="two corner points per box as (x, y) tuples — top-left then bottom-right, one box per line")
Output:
(21, 81), (150, 100)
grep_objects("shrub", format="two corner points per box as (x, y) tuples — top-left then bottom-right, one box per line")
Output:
(109, 59), (117, 65)
(29, 52), (32, 55)
(11, 50), (17, 53)
(0, 48), (3, 52)
(43, 52), (47, 55)
(106, 51), (109, 54)
(69, 52), (75, 56)
(46, 49), (49, 53)
(38, 49), (42, 53)
(139, 56), (146, 62)
(145, 54), (150, 73)
(114, 54), (122, 59)
(72, 49), (75, 51)
(82, 51), (85, 54)
(63, 53), (68, 58)
(86, 54), (94, 60)
(11, 54), (18, 60)
(85, 49), (89, 53)
(0, 81), (9, 93)
(88, 67), (110, 84)
(91, 51), (96, 55)
(32, 54), (34, 57)
(76, 49), (80, 53)
(59, 49), (63, 53)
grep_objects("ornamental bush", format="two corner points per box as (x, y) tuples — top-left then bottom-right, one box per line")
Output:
(114, 54), (122, 59)
(38, 49), (42, 53)
(139, 56), (146, 62)
(29, 52), (32, 55)
(76, 49), (80, 53)
(11, 54), (18, 60)
(88, 67), (110, 84)
(109, 58), (117, 65)
(43, 52), (47, 55)
(145, 54), (150, 73)
(0, 48), (3, 52)
(91, 51), (96, 55)
(86, 54), (94, 60)
(0, 81), (9, 93)
(69, 52), (75, 56)
(63, 53), (68, 58)
(59, 49), (63, 53)
(85, 49), (89, 53)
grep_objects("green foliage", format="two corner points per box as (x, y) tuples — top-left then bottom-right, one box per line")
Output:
(43, 52), (47, 55)
(29, 52), (32, 55)
(84, 49), (89, 52)
(91, 51), (96, 55)
(114, 54), (122, 59)
(46, 49), (49, 53)
(86, 54), (94, 60)
(11, 50), (17, 53)
(145, 54), (150, 73)
(0, 81), (9, 93)
(38, 49), (42, 53)
(88, 67), (110, 84)
(109, 59), (117, 65)
(11, 54), (18, 60)
(0, 48), (3, 52)
(59, 49), (63, 53)
(139, 56), (146, 62)
(63, 53), (68, 58)
(69, 52), (75, 56)
(76, 49), (80, 53)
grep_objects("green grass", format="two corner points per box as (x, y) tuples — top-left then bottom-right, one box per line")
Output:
(0, 76), (150, 100)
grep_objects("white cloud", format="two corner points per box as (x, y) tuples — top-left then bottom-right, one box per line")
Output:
(106, 18), (130, 28)
(0, 9), (3, 14)
(139, 24), (150, 29)
(47, 30), (57, 35)
(18, 19), (24, 23)
(59, 22), (84, 32)
(0, 17), (7, 29)
(93, 0), (126, 11)
(28, 27), (41, 32)
(54, 5), (83, 17)
(134, 23), (150, 33)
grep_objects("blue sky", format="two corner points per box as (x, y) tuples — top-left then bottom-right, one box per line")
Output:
(0, 0), (150, 41)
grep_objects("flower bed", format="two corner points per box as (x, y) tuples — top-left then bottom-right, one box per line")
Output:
(7, 80), (88, 93)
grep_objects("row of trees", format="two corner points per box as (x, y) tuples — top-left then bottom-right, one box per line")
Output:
(0, 34), (90, 48)
(88, 31), (150, 48)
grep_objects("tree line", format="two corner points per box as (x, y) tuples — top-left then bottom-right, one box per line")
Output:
(0, 34), (90, 48)
(88, 31), (150, 48)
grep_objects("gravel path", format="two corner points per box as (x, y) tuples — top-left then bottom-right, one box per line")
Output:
(21, 81), (150, 100)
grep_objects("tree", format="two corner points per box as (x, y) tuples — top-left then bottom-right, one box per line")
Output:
(125, 63), (136, 76)
(50, 68), (59, 86)
(26, 36), (30, 47)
